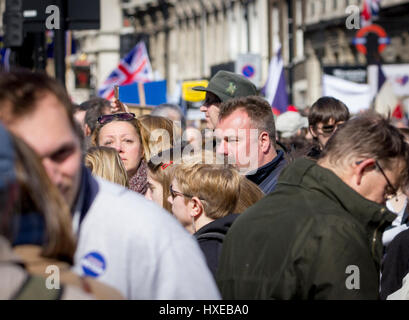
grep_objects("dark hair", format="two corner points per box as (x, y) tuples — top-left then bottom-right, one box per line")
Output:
(73, 103), (87, 113)
(219, 96), (276, 147)
(0, 70), (76, 130)
(82, 98), (111, 134)
(308, 96), (350, 128)
(399, 127), (409, 141)
(321, 112), (409, 187)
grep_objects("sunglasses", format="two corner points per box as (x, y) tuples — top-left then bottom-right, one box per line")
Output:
(97, 112), (136, 125)
(203, 95), (221, 107)
(318, 121), (345, 136)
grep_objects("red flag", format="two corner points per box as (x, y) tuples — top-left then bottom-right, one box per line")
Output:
(392, 104), (404, 119)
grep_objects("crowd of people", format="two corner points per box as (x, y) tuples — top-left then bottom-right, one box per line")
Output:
(1, 68), (409, 300)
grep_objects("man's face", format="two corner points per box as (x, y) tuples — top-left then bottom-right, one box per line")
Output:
(6, 93), (82, 209)
(311, 118), (344, 149)
(199, 92), (221, 129)
(215, 109), (260, 174)
(359, 160), (402, 205)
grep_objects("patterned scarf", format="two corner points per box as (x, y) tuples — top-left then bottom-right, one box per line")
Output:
(128, 159), (148, 195)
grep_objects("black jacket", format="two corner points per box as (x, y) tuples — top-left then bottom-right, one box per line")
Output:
(217, 158), (395, 299)
(246, 150), (287, 194)
(381, 228), (409, 299)
(194, 214), (239, 278)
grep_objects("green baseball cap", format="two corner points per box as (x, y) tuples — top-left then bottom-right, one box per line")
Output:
(192, 70), (257, 103)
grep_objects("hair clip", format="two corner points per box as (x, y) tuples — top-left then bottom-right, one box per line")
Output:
(161, 161), (173, 170)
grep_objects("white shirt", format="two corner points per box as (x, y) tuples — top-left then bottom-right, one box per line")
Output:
(72, 177), (221, 300)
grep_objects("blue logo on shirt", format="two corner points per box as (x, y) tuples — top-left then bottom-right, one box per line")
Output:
(81, 252), (106, 277)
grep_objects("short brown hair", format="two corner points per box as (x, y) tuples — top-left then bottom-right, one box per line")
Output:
(308, 96), (350, 128)
(173, 163), (241, 219)
(148, 146), (218, 212)
(218, 96), (276, 147)
(0, 70), (76, 130)
(321, 112), (409, 187)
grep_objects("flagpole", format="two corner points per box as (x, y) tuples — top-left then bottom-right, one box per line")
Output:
(287, 0), (293, 105)
(54, 0), (66, 88)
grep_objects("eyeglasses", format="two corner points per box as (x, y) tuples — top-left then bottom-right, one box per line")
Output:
(375, 161), (398, 198)
(356, 160), (398, 198)
(169, 185), (205, 201)
(97, 112), (136, 125)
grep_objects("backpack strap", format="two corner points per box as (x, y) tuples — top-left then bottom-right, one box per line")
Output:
(196, 232), (225, 242)
(12, 275), (63, 300)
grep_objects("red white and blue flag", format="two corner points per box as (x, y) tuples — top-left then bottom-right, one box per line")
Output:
(375, 65), (403, 119)
(361, 0), (381, 27)
(98, 41), (153, 100)
(262, 45), (289, 115)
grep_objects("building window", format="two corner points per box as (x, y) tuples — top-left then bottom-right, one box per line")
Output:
(311, 1), (315, 16)
(322, 0), (326, 13)
(333, 0), (337, 9)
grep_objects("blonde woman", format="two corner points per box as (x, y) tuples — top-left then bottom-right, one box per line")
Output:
(91, 112), (146, 194)
(85, 146), (129, 188)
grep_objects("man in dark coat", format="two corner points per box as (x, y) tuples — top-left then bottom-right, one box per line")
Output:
(217, 112), (409, 299)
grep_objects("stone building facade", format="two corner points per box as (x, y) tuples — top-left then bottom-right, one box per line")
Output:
(67, 0), (409, 108)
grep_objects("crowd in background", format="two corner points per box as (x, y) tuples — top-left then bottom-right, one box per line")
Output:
(1, 69), (409, 300)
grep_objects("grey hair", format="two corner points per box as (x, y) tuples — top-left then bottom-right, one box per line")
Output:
(151, 103), (186, 131)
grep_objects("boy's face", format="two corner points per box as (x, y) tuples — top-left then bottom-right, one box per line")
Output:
(310, 118), (345, 149)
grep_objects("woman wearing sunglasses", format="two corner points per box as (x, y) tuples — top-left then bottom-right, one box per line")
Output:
(91, 113), (147, 194)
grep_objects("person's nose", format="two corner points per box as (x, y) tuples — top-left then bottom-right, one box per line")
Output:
(112, 141), (123, 153)
(200, 104), (208, 113)
(42, 158), (63, 187)
(167, 195), (173, 206)
(216, 140), (228, 156)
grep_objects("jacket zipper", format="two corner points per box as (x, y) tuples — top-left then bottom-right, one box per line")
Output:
(372, 225), (380, 257)
(372, 208), (388, 257)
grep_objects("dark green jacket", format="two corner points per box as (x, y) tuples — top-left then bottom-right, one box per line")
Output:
(217, 158), (396, 299)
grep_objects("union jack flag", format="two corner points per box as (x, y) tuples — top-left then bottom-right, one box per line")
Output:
(98, 41), (153, 100)
(361, 0), (381, 27)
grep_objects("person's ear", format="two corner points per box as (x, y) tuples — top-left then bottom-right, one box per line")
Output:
(354, 158), (376, 186)
(309, 125), (317, 138)
(84, 124), (91, 137)
(259, 131), (271, 153)
(190, 197), (204, 218)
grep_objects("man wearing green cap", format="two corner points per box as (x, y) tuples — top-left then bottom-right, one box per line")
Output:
(193, 71), (257, 129)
